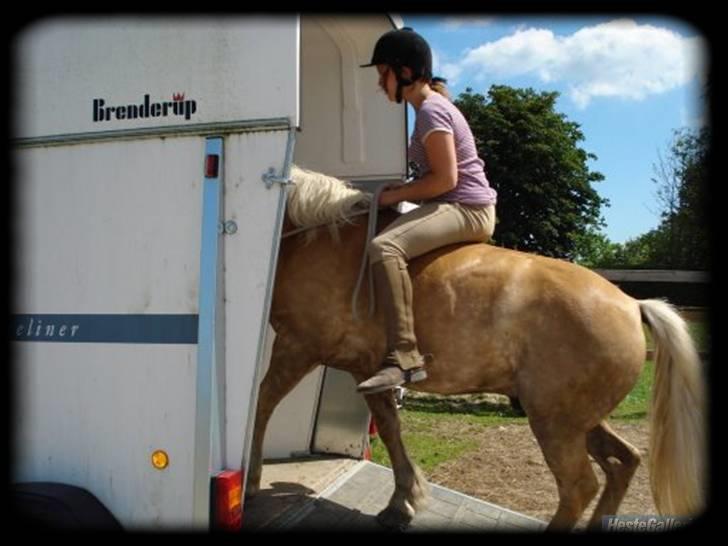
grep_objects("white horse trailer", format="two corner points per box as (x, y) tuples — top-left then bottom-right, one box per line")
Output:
(11, 14), (407, 530)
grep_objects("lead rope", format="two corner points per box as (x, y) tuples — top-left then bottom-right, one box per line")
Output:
(280, 209), (369, 239)
(280, 184), (391, 320)
(351, 183), (389, 320)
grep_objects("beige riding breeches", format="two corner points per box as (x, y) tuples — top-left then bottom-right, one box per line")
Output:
(369, 201), (496, 264)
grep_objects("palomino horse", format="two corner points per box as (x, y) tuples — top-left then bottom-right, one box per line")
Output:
(245, 166), (706, 530)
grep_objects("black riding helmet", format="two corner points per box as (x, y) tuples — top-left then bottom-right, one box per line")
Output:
(361, 27), (433, 104)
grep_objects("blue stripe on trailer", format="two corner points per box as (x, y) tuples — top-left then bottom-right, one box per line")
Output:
(192, 135), (224, 525)
(11, 314), (198, 344)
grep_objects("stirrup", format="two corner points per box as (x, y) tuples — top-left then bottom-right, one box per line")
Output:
(356, 365), (428, 394)
(403, 367), (427, 383)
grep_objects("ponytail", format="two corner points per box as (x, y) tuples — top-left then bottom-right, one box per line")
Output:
(430, 76), (451, 100)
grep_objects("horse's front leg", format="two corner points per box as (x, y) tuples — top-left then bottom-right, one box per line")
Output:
(361, 388), (430, 530)
(246, 339), (319, 498)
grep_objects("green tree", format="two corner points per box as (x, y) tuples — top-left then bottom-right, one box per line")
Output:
(573, 229), (657, 269)
(456, 85), (608, 259)
(572, 229), (621, 268)
(649, 127), (710, 269)
(574, 127), (710, 270)
(621, 230), (666, 267)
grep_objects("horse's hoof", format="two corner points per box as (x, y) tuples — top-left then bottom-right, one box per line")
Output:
(376, 507), (412, 531)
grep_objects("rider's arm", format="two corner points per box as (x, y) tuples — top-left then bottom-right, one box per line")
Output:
(379, 130), (457, 206)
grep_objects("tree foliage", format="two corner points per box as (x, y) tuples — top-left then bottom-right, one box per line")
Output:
(575, 127), (710, 270)
(648, 127), (710, 269)
(455, 85), (608, 259)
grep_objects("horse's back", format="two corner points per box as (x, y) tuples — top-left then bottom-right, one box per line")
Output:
(410, 241), (634, 314)
(410, 241), (641, 341)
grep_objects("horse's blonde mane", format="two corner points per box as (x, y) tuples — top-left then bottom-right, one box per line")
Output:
(287, 165), (372, 242)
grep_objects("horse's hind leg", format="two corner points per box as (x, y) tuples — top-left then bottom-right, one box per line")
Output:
(586, 421), (642, 528)
(245, 340), (318, 497)
(361, 388), (430, 530)
(530, 421), (600, 531)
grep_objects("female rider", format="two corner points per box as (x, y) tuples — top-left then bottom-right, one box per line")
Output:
(357, 27), (497, 394)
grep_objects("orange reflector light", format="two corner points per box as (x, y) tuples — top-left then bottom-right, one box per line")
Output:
(211, 470), (243, 531)
(151, 450), (169, 470)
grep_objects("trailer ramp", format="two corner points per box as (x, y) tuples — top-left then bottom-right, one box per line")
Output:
(244, 458), (546, 532)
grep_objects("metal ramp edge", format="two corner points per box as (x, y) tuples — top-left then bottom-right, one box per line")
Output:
(270, 460), (547, 532)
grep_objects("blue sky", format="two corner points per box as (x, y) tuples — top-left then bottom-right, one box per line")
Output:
(401, 15), (709, 244)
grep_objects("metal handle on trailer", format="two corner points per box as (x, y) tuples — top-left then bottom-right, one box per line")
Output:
(261, 127), (297, 189)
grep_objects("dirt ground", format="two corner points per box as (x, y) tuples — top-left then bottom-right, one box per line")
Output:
(421, 418), (655, 528)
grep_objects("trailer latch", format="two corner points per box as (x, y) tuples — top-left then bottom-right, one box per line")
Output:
(262, 167), (293, 189)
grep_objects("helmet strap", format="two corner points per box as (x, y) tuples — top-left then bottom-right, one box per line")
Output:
(392, 65), (414, 104)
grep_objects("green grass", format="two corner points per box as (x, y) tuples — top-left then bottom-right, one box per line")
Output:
(370, 423), (478, 472)
(687, 321), (710, 353)
(610, 361), (654, 420)
(643, 320), (710, 353)
(612, 319), (708, 421)
(370, 400), (527, 469)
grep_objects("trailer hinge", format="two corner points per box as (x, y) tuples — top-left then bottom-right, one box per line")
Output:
(262, 167), (293, 189)
(217, 220), (238, 235)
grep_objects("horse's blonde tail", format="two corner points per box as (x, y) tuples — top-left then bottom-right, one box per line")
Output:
(639, 299), (706, 516)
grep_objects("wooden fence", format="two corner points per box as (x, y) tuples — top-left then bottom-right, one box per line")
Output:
(593, 269), (710, 361)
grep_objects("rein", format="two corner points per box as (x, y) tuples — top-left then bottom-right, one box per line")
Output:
(280, 209), (369, 239)
(281, 183), (390, 320)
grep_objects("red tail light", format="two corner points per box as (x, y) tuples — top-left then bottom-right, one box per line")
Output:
(211, 470), (243, 531)
(205, 154), (220, 178)
(369, 417), (378, 437)
(364, 416), (378, 460)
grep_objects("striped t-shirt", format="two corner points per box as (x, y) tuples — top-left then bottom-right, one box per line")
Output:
(409, 93), (497, 206)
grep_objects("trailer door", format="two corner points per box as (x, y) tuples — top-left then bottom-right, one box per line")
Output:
(12, 16), (299, 529)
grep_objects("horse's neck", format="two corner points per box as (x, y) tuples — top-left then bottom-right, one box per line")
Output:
(281, 206), (400, 240)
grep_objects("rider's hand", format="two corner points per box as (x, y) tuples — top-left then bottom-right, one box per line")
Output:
(378, 188), (402, 207)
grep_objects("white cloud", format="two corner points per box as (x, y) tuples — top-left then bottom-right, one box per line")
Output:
(448, 18), (706, 108)
(431, 47), (464, 84)
(431, 48), (441, 75)
(441, 16), (495, 30)
(441, 61), (463, 83)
